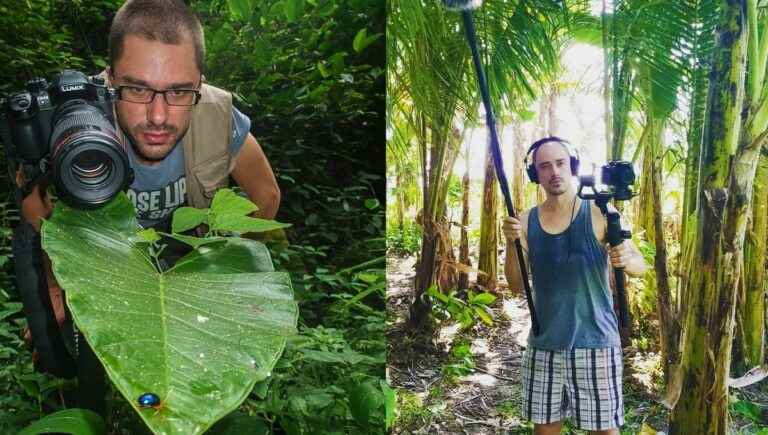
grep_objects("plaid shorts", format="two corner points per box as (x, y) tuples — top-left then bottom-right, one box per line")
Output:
(521, 346), (624, 431)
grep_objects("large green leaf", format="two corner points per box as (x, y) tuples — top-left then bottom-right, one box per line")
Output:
(210, 188), (258, 217)
(170, 207), (208, 233)
(41, 193), (298, 435)
(18, 408), (106, 435)
(348, 381), (383, 427)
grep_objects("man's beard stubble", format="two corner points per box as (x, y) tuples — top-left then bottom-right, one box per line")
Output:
(123, 122), (187, 163)
(544, 180), (568, 196)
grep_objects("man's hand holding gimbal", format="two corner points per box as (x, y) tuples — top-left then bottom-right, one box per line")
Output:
(607, 240), (647, 277)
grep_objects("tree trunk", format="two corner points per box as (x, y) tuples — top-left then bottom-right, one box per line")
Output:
(681, 52), (708, 241)
(458, 166), (471, 290)
(734, 144), (768, 374)
(669, 2), (748, 432)
(638, 112), (677, 382)
(611, 55), (633, 160)
(410, 120), (460, 327)
(434, 127), (462, 292)
(396, 170), (405, 232)
(477, 139), (498, 290)
(547, 84), (558, 136)
(732, 1), (768, 376)
(512, 122), (526, 213)
(679, 0), (715, 329)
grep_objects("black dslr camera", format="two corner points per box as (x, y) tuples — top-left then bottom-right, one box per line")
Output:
(577, 160), (636, 202)
(0, 70), (131, 208)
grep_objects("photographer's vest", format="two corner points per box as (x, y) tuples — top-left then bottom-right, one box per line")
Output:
(100, 72), (234, 209)
(177, 83), (235, 209)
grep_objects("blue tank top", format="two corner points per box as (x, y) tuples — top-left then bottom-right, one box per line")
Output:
(526, 199), (620, 350)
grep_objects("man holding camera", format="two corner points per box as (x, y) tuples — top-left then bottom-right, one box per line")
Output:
(20, 0), (279, 232)
(12, 0), (280, 413)
(502, 137), (646, 435)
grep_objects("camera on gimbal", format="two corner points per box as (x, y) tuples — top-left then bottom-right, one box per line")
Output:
(0, 70), (132, 208)
(577, 160), (636, 203)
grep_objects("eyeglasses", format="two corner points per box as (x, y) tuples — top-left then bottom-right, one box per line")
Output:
(115, 85), (201, 106)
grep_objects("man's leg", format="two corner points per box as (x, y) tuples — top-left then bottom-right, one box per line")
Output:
(564, 347), (624, 433)
(589, 429), (618, 435)
(534, 421), (563, 434)
(521, 348), (567, 429)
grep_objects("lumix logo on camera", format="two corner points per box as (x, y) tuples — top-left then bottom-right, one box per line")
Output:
(61, 83), (85, 92)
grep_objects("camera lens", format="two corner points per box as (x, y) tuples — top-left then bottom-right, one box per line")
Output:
(71, 150), (111, 186)
(49, 101), (130, 208)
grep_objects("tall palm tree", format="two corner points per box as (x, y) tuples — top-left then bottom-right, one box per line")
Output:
(388, 0), (567, 327)
(388, 0), (471, 326)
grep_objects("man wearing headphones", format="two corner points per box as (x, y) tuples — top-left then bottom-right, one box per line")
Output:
(502, 137), (647, 435)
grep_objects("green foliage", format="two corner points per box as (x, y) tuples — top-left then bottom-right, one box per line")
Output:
(241, 222), (385, 433)
(730, 394), (766, 424)
(427, 286), (496, 331)
(196, 0), (385, 237)
(170, 188), (291, 236)
(0, 300), (55, 432)
(393, 387), (450, 431)
(386, 219), (421, 256)
(446, 174), (463, 208)
(0, 0), (121, 95)
(0, 0), (383, 432)
(244, 321), (386, 433)
(441, 340), (474, 382)
(18, 408), (106, 435)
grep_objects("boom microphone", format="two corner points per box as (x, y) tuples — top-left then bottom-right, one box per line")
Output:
(442, 0), (541, 335)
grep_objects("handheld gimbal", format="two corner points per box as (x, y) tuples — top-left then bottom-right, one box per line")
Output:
(577, 161), (636, 329)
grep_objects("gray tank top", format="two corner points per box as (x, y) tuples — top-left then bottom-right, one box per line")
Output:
(526, 199), (620, 350)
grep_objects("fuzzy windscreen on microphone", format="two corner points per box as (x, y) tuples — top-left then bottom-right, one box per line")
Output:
(442, 0), (484, 11)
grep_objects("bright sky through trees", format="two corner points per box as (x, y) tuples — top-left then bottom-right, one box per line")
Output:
(453, 42), (608, 182)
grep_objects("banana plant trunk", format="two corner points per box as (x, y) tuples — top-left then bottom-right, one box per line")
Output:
(477, 139), (498, 290)
(734, 144), (768, 375)
(637, 112), (677, 382)
(732, 0), (768, 377)
(678, 0), (712, 328)
(512, 122), (527, 213)
(395, 170), (405, 232)
(669, 1), (749, 432)
(458, 168), (471, 290)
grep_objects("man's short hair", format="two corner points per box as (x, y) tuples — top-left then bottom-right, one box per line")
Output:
(109, 0), (206, 74)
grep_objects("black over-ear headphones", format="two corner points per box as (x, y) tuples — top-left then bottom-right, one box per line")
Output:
(524, 136), (580, 184)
